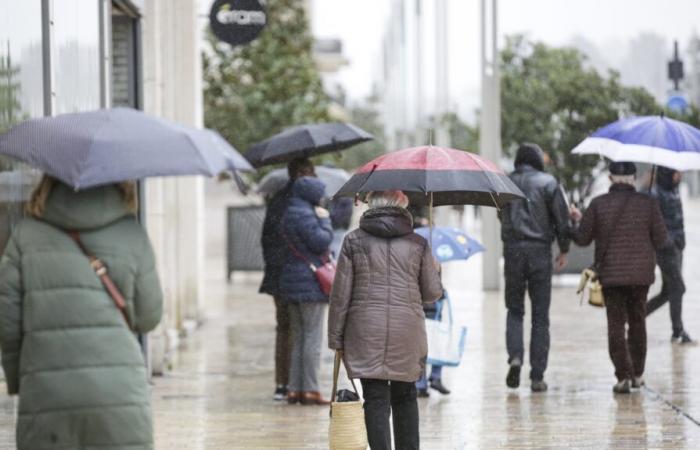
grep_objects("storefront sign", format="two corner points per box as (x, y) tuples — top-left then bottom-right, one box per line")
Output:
(210, 0), (266, 46)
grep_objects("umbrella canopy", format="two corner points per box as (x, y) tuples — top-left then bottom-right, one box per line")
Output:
(334, 146), (525, 207)
(245, 122), (373, 168)
(572, 115), (700, 171)
(414, 226), (484, 263)
(0, 107), (254, 190)
(257, 165), (351, 197)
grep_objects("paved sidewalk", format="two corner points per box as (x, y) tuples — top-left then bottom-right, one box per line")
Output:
(0, 187), (698, 449)
(149, 191), (700, 449)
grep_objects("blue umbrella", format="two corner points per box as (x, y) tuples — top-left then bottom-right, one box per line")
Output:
(414, 226), (484, 263)
(0, 107), (254, 190)
(572, 115), (700, 171)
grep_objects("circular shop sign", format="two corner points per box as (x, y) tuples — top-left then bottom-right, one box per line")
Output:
(210, 0), (267, 47)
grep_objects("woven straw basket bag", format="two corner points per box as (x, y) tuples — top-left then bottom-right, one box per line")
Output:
(329, 351), (368, 450)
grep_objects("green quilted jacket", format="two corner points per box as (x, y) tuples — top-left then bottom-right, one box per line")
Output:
(0, 183), (163, 450)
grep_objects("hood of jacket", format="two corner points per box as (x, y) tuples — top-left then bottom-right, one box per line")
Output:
(514, 143), (545, 171)
(41, 182), (133, 231)
(291, 176), (326, 206)
(656, 166), (679, 191)
(360, 206), (414, 238)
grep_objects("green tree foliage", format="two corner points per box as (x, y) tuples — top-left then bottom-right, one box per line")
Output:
(0, 50), (25, 134)
(332, 93), (386, 171)
(500, 35), (660, 201)
(439, 112), (479, 152)
(203, 0), (330, 159)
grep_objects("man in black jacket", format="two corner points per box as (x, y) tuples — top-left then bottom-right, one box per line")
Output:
(500, 143), (571, 392)
(260, 158), (316, 400)
(646, 166), (693, 344)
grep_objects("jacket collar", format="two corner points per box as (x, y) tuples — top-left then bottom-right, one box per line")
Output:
(514, 164), (540, 174)
(609, 183), (636, 193)
(360, 207), (414, 238)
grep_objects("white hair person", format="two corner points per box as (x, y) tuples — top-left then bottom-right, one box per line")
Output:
(609, 175), (636, 186)
(366, 190), (410, 209)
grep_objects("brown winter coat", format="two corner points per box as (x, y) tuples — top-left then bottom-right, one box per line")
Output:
(328, 207), (443, 382)
(572, 183), (667, 287)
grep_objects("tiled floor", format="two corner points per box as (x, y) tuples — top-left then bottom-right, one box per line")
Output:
(1, 190), (700, 449)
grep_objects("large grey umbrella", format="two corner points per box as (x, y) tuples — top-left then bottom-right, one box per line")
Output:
(245, 122), (373, 168)
(257, 165), (351, 197)
(0, 107), (254, 190)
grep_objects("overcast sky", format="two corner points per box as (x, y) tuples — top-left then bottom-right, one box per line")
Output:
(312, 0), (700, 109)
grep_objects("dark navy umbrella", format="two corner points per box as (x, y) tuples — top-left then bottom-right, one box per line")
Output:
(0, 108), (254, 190)
(245, 122), (373, 168)
(414, 226), (484, 263)
(572, 115), (700, 170)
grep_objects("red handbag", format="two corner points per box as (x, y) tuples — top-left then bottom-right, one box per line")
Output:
(284, 235), (336, 296)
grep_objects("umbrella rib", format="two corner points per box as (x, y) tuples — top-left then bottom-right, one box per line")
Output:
(78, 113), (114, 190)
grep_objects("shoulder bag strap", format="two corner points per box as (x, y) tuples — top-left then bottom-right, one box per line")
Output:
(594, 192), (633, 272)
(68, 231), (132, 328)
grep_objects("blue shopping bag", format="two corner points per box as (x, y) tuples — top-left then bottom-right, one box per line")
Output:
(425, 294), (467, 367)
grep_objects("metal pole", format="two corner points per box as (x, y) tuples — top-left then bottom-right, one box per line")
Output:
(41, 0), (55, 116)
(415, 0), (423, 144)
(480, 0), (502, 291)
(435, 0), (450, 147)
(99, 0), (112, 108)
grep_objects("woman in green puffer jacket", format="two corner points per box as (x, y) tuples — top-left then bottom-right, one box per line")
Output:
(0, 175), (163, 450)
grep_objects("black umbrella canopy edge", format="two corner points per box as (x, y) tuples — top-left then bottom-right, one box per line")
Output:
(333, 168), (525, 208)
(245, 122), (374, 168)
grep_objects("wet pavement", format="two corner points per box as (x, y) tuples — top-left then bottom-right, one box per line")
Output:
(1, 190), (700, 449)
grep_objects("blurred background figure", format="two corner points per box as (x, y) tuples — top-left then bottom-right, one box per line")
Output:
(570, 161), (668, 394)
(259, 158), (316, 401)
(499, 143), (571, 393)
(647, 166), (693, 344)
(0, 176), (163, 449)
(279, 176), (333, 406)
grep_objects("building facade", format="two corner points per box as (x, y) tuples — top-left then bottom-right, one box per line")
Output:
(0, 0), (206, 374)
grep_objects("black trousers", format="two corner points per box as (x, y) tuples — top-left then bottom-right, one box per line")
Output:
(504, 245), (552, 381)
(604, 286), (649, 381)
(647, 243), (686, 335)
(360, 379), (419, 450)
(273, 297), (291, 386)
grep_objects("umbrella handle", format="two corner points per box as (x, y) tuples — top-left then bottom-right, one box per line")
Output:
(428, 192), (434, 250)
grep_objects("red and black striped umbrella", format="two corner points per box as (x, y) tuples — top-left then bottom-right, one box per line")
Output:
(334, 146), (524, 207)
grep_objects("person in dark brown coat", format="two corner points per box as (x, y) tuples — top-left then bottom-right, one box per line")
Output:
(328, 190), (443, 450)
(570, 161), (667, 394)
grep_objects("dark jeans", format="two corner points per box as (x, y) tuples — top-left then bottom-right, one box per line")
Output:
(647, 243), (686, 335)
(274, 297), (291, 386)
(603, 286), (649, 381)
(360, 379), (419, 450)
(504, 245), (552, 381)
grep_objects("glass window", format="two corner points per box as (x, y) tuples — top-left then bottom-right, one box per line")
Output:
(53, 0), (101, 114)
(0, 1), (44, 251)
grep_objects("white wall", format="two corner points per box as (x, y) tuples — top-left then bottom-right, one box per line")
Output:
(140, 0), (206, 373)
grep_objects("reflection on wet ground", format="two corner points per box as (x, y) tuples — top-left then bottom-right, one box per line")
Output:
(0, 197), (699, 449)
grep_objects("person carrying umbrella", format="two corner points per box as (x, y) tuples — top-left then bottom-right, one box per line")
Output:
(328, 190), (443, 450)
(0, 176), (163, 449)
(259, 158), (316, 401)
(499, 143), (572, 393)
(0, 107), (253, 449)
(569, 161), (668, 393)
(646, 166), (693, 344)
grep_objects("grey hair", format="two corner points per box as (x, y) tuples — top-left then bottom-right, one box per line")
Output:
(366, 190), (409, 209)
(610, 174), (636, 186)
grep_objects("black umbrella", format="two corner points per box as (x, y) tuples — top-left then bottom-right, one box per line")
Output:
(245, 122), (373, 168)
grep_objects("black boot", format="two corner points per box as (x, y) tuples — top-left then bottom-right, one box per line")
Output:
(430, 378), (451, 395)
